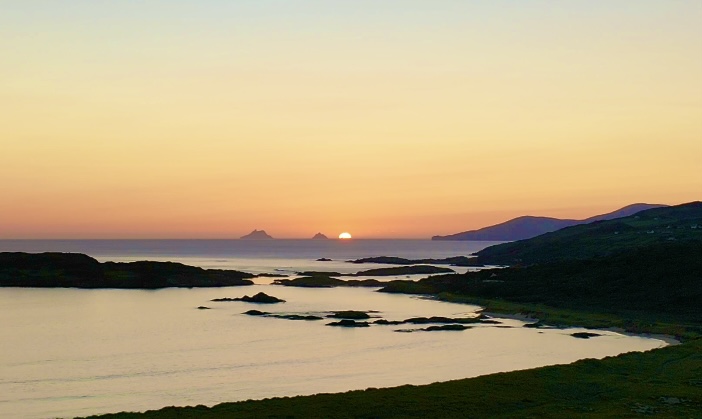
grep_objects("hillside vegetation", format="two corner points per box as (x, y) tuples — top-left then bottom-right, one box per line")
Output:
(476, 201), (702, 265)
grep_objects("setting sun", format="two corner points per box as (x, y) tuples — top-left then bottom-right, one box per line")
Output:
(338, 232), (352, 239)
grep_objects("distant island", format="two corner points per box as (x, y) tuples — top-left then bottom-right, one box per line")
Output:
(240, 229), (273, 239)
(432, 203), (665, 241)
(312, 233), (329, 239)
(0, 253), (254, 289)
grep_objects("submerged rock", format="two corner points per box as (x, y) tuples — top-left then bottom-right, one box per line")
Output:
(274, 314), (324, 321)
(402, 316), (486, 325)
(423, 324), (471, 331)
(570, 332), (601, 339)
(242, 310), (322, 321)
(326, 319), (370, 328)
(327, 311), (372, 320)
(197, 306), (211, 310)
(395, 324), (471, 332)
(373, 319), (404, 325)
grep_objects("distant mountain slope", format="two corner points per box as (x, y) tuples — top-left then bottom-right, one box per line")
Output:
(432, 203), (666, 241)
(475, 201), (702, 265)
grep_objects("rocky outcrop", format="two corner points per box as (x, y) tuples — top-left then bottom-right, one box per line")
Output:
(354, 265), (454, 276)
(326, 319), (370, 328)
(570, 332), (601, 339)
(212, 292), (285, 304)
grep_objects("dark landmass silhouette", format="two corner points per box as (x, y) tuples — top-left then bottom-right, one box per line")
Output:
(273, 276), (383, 288)
(381, 202), (702, 322)
(474, 201), (702, 265)
(240, 229), (273, 239)
(348, 256), (481, 267)
(432, 203), (666, 241)
(312, 233), (329, 239)
(0, 253), (254, 288)
(354, 265), (454, 276)
(211, 292), (285, 304)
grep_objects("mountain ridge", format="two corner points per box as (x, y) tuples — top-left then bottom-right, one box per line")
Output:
(475, 201), (702, 265)
(432, 203), (666, 241)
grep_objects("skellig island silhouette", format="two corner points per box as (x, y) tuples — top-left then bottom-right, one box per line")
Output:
(240, 229), (273, 239)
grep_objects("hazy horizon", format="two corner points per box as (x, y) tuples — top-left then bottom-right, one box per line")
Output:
(2, 1), (700, 239)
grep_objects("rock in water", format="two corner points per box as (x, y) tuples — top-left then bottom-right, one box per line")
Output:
(212, 292), (286, 304)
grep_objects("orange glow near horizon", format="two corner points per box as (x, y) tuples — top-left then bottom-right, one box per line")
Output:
(0, 2), (700, 239)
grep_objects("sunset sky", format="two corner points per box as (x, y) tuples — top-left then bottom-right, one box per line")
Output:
(1, 1), (701, 239)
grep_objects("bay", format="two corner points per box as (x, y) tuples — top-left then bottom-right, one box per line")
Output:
(0, 240), (667, 418)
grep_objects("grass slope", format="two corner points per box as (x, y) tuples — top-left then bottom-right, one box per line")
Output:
(382, 242), (702, 327)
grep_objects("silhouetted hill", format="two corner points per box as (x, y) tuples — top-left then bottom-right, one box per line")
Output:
(240, 229), (273, 239)
(0, 253), (254, 288)
(432, 203), (665, 241)
(381, 241), (702, 322)
(475, 201), (702, 265)
(312, 233), (329, 239)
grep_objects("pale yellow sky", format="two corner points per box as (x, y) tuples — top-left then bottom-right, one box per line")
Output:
(1, 1), (700, 238)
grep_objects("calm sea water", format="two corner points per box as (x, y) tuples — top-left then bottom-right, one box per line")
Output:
(0, 240), (667, 418)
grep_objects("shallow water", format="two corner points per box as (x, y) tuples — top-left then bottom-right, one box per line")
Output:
(0, 240), (668, 418)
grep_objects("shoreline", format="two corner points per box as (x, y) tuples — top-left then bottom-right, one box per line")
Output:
(480, 310), (682, 346)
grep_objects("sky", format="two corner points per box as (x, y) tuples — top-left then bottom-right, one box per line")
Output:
(1, 1), (701, 239)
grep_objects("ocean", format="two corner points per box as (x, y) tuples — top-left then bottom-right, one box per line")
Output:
(0, 240), (667, 418)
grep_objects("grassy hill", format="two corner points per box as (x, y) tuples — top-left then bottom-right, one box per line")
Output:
(476, 201), (702, 265)
(382, 242), (702, 328)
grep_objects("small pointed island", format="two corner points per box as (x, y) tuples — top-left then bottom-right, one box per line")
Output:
(240, 229), (273, 240)
(312, 233), (329, 240)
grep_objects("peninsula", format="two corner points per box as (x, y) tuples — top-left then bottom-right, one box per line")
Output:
(0, 253), (254, 289)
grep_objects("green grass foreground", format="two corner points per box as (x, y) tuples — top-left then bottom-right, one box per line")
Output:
(82, 339), (701, 419)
